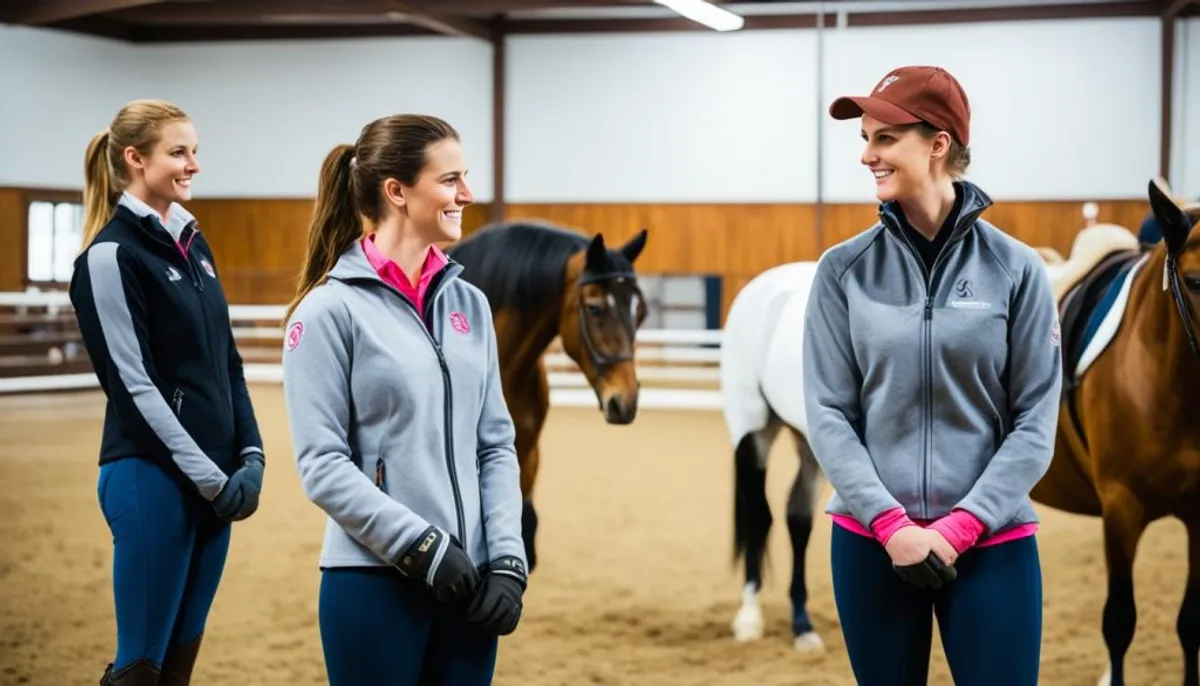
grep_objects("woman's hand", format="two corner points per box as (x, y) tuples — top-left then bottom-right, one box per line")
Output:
(883, 525), (933, 566)
(925, 528), (959, 566)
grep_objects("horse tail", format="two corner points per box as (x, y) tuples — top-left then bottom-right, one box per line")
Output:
(720, 271), (781, 573)
(733, 426), (775, 569)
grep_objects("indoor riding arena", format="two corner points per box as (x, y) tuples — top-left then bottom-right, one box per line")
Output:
(2, 1), (1199, 685)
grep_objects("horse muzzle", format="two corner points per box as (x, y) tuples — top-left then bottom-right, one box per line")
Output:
(600, 388), (639, 425)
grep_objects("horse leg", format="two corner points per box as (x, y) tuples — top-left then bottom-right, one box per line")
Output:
(1097, 488), (1147, 686)
(786, 428), (825, 652)
(731, 416), (782, 643)
(520, 444), (542, 573)
(513, 364), (549, 574)
(1177, 514), (1200, 686)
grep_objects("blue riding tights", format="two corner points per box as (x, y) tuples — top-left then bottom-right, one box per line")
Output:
(98, 458), (230, 671)
(830, 525), (1043, 686)
(319, 567), (499, 686)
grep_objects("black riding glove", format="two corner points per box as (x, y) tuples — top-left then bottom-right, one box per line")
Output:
(394, 526), (480, 603)
(893, 552), (957, 590)
(467, 556), (527, 636)
(211, 454), (265, 523)
(232, 453), (264, 520)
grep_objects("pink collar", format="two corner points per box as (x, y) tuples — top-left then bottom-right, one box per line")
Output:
(361, 234), (447, 319)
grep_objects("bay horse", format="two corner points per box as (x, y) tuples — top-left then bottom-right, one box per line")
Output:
(447, 220), (648, 572)
(1029, 178), (1200, 686)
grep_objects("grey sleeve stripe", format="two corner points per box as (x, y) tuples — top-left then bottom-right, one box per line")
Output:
(240, 446), (264, 458)
(87, 243), (228, 501)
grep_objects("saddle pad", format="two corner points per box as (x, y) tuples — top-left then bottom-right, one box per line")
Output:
(1074, 252), (1149, 379)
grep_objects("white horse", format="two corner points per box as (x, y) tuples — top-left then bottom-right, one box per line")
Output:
(718, 221), (1142, 655)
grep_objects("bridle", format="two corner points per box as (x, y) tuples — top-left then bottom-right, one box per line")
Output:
(575, 269), (639, 376)
(1164, 243), (1200, 359)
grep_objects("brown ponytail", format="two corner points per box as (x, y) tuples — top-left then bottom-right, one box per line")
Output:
(81, 130), (117, 250)
(284, 113), (461, 322)
(285, 144), (361, 323)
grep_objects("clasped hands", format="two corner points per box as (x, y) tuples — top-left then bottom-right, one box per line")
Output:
(430, 542), (526, 637)
(212, 453), (265, 522)
(885, 525), (959, 589)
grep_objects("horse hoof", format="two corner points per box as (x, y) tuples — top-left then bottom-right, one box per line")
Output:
(1097, 666), (1111, 686)
(731, 608), (763, 642)
(793, 631), (824, 652)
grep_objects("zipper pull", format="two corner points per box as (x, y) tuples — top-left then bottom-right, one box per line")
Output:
(924, 297), (933, 320)
(375, 460), (386, 491)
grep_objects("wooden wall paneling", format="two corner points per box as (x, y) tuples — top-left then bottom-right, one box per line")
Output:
(0, 189), (26, 291)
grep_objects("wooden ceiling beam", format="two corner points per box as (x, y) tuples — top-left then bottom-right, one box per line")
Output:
(109, 0), (379, 24)
(0, 0), (177, 25)
(376, 1), (497, 40)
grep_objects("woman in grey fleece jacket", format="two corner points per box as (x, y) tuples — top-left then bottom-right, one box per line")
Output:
(281, 114), (527, 686)
(805, 66), (1062, 685)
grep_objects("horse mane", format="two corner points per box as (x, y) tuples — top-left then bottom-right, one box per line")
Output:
(448, 220), (590, 317)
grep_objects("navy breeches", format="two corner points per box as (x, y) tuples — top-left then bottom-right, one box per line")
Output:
(98, 457), (231, 671)
(829, 524), (1043, 686)
(319, 566), (500, 686)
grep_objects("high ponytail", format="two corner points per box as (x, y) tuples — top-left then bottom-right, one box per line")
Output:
(81, 130), (117, 251)
(285, 143), (360, 323)
(79, 99), (191, 253)
(283, 114), (461, 322)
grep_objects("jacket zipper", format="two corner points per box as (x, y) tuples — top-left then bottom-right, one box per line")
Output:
(380, 271), (469, 551)
(887, 216), (969, 518)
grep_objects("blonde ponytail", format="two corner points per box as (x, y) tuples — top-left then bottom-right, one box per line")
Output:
(81, 130), (117, 251)
(78, 99), (191, 252)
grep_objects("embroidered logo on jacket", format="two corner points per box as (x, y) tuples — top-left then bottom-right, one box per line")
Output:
(449, 311), (470, 335)
(165, 266), (182, 282)
(285, 322), (304, 351)
(949, 277), (991, 310)
(199, 258), (216, 278)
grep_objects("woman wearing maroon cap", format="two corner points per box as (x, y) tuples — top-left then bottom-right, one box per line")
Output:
(802, 65), (1060, 685)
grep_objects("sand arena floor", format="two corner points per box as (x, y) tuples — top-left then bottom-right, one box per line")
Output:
(0, 386), (1192, 685)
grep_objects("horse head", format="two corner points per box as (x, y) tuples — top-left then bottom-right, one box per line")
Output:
(1147, 177), (1200, 358)
(558, 229), (649, 425)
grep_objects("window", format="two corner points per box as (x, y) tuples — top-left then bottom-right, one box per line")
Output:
(27, 200), (83, 284)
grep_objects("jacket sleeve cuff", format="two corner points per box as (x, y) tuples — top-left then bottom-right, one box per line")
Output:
(240, 446), (264, 459)
(928, 509), (988, 554)
(869, 507), (916, 546)
(488, 555), (528, 590)
(392, 525), (447, 585)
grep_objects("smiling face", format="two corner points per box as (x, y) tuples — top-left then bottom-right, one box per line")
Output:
(383, 137), (473, 244)
(123, 118), (199, 209)
(859, 115), (952, 203)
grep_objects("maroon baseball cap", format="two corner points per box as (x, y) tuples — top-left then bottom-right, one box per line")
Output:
(829, 65), (971, 146)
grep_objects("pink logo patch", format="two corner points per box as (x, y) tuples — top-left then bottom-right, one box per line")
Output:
(286, 322), (304, 351)
(200, 258), (216, 278)
(449, 311), (470, 335)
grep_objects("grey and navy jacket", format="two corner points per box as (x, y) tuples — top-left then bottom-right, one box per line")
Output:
(69, 192), (263, 502)
(280, 241), (527, 584)
(802, 181), (1063, 536)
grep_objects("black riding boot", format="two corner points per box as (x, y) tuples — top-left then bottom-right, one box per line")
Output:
(159, 635), (203, 686)
(99, 660), (160, 686)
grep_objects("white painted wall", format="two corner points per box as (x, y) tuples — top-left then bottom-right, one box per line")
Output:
(0, 26), (494, 200)
(1175, 18), (1199, 200)
(2, 16), (1189, 203)
(144, 37), (494, 200)
(505, 30), (819, 203)
(0, 25), (148, 189)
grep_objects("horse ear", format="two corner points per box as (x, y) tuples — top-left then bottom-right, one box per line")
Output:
(586, 233), (607, 269)
(1149, 177), (1191, 255)
(619, 229), (648, 263)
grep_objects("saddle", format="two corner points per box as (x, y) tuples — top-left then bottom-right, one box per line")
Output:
(1057, 248), (1143, 392)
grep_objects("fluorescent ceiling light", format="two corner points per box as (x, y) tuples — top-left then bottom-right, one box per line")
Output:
(653, 0), (745, 31)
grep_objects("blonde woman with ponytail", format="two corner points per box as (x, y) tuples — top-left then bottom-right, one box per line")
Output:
(281, 114), (526, 685)
(68, 100), (266, 686)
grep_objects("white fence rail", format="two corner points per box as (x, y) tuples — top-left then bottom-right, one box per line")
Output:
(0, 292), (725, 410)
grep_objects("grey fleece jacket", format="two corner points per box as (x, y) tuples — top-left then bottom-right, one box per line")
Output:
(281, 241), (526, 580)
(802, 181), (1063, 536)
